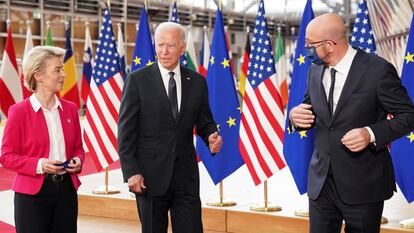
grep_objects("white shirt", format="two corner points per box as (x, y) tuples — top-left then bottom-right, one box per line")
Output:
(31, 94), (66, 174)
(322, 46), (375, 143)
(158, 61), (182, 111)
(322, 46), (357, 114)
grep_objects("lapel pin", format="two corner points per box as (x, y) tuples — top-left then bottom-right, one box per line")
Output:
(67, 119), (71, 123)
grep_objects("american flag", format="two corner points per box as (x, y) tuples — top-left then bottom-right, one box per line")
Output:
(83, 7), (124, 171)
(239, 0), (286, 185)
(350, 0), (376, 54)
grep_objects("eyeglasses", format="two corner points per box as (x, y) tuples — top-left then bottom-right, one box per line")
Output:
(305, 40), (337, 48)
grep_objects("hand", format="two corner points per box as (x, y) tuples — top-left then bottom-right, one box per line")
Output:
(208, 131), (223, 153)
(65, 158), (82, 173)
(42, 159), (65, 175)
(128, 174), (146, 194)
(341, 128), (371, 152)
(289, 104), (315, 128)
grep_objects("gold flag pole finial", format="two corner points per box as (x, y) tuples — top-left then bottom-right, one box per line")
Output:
(6, 19), (11, 28)
(65, 20), (70, 31)
(107, 0), (111, 9)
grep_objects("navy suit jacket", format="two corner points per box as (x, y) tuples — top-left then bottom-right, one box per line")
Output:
(302, 49), (414, 205)
(118, 63), (217, 196)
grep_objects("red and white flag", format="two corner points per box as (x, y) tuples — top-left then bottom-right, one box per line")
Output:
(0, 25), (23, 116)
(83, 8), (123, 171)
(239, 0), (286, 185)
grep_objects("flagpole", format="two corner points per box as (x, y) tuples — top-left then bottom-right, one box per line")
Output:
(250, 180), (281, 212)
(93, 167), (121, 194)
(206, 180), (236, 207)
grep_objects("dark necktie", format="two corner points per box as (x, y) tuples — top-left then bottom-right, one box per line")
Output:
(328, 68), (336, 116)
(168, 71), (178, 121)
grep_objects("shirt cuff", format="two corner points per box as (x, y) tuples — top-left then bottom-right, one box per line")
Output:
(36, 158), (44, 174)
(365, 127), (376, 143)
(73, 157), (81, 165)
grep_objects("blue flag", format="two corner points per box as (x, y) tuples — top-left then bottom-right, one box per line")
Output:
(350, 0), (376, 54)
(196, 9), (244, 184)
(169, 1), (187, 67)
(390, 15), (414, 203)
(283, 0), (315, 195)
(130, 8), (155, 72)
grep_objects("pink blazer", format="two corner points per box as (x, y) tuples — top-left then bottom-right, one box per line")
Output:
(0, 98), (85, 195)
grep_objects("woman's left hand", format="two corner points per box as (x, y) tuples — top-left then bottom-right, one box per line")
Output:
(65, 157), (82, 173)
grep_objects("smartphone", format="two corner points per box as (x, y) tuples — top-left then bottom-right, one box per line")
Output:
(60, 159), (76, 169)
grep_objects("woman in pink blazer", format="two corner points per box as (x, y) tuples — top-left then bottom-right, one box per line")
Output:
(0, 46), (85, 233)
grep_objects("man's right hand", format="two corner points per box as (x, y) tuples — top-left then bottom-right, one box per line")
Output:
(127, 174), (146, 194)
(289, 103), (315, 128)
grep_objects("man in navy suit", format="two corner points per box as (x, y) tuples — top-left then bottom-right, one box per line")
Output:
(118, 22), (222, 233)
(290, 13), (414, 233)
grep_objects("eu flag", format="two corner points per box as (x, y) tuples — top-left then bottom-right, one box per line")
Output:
(130, 8), (155, 72)
(390, 14), (414, 203)
(283, 0), (315, 195)
(196, 9), (244, 184)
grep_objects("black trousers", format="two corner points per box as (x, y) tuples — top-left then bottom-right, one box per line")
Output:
(14, 173), (78, 233)
(135, 162), (203, 233)
(309, 175), (384, 233)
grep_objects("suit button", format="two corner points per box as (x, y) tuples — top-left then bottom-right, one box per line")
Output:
(329, 127), (334, 131)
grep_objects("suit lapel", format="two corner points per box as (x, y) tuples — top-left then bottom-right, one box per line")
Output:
(311, 65), (331, 126)
(177, 66), (191, 124)
(151, 63), (176, 122)
(331, 50), (368, 122)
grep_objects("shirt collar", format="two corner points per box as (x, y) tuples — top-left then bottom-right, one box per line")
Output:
(158, 61), (181, 78)
(331, 45), (357, 75)
(30, 93), (62, 112)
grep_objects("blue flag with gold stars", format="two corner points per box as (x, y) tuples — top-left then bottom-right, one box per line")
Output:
(130, 8), (155, 72)
(283, 0), (315, 195)
(196, 9), (244, 184)
(390, 14), (414, 203)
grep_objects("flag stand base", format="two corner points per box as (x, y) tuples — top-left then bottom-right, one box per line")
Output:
(399, 218), (414, 229)
(92, 185), (121, 194)
(206, 198), (237, 207)
(294, 208), (309, 217)
(381, 216), (388, 224)
(250, 202), (282, 212)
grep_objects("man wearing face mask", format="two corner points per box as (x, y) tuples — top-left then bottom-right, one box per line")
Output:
(289, 13), (414, 233)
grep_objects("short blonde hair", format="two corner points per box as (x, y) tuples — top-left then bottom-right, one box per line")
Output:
(22, 46), (65, 91)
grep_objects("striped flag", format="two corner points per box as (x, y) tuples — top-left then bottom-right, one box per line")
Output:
(239, 0), (286, 185)
(131, 8), (155, 72)
(81, 22), (94, 103)
(61, 21), (80, 108)
(198, 27), (210, 77)
(0, 23), (22, 116)
(238, 32), (251, 97)
(350, 0), (376, 54)
(83, 7), (124, 171)
(117, 23), (127, 78)
(275, 29), (289, 108)
(21, 21), (33, 99)
(45, 22), (54, 46)
(184, 30), (198, 71)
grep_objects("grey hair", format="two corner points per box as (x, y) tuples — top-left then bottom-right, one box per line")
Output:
(22, 46), (65, 91)
(154, 22), (186, 43)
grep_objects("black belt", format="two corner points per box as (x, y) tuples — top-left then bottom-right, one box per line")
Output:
(44, 173), (68, 183)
